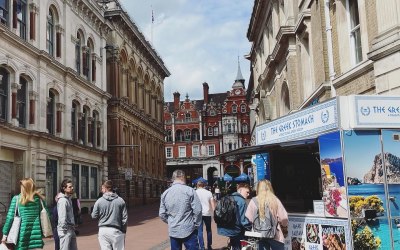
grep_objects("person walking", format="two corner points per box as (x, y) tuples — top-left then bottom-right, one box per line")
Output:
(217, 183), (252, 250)
(1, 177), (49, 250)
(52, 193), (62, 250)
(196, 181), (215, 250)
(214, 184), (221, 201)
(159, 169), (202, 250)
(57, 179), (78, 250)
(245, 180), (288, 250)
(91, 180), (128, 250)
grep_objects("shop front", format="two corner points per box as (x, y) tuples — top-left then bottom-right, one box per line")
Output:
(226, 95), (400, 250)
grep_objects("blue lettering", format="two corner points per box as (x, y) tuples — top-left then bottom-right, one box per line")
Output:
(373, 106), (385, 113)
(309, 245), (319, 250)
(388, 106), (400, 113)
(271, 127), (278, 135)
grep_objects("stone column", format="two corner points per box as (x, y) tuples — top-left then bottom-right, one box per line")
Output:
(29, 3), (38, 41)
(56, 103), (64, 134)
(29, 91), (38, 125)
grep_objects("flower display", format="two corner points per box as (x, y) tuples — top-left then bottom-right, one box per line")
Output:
(324, 187), (342, 216)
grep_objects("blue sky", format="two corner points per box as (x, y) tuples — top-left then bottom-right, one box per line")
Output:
(119, 0), (253, 102)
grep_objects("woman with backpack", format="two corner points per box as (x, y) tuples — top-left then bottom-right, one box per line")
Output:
(245, 180), (288, 250)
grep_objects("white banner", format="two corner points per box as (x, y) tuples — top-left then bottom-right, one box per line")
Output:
(352, 96), (400, 128)
(256, 99), (338, 145)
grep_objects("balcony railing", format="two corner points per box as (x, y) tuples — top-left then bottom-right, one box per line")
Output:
(165, 118), (200, 124)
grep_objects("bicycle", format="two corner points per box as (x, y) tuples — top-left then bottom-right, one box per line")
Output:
(240, 231), (262, 250)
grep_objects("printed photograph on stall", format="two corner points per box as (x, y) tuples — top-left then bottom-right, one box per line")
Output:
(344, 130), (390, 250)
(319, 131), (348, 218)
(321, 225), (346, 250)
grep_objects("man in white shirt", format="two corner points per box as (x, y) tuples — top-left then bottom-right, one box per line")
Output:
(196, 181), (216, 250)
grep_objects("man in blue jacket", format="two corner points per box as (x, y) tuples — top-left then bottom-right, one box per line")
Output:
(217, 183), (252, 250)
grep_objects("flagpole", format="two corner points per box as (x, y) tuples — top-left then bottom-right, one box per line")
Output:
(151, 6), (154, 44)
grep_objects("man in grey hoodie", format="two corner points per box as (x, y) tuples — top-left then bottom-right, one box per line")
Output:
(57, 179), (78, 250)
(92, 180), (128, 250)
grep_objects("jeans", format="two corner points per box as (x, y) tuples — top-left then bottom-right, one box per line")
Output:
(229, 233), (245, 250)
(198, 216), (212, 249)
(259, 239), (284, 250)
(170, 229), (199, 250)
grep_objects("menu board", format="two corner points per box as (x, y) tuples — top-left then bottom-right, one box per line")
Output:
(284, 216), (351, 250)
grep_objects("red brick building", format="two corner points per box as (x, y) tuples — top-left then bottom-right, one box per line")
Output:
(164, 65), (251, 184)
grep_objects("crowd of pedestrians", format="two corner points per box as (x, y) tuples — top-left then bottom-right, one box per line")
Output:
(159, 169), (289, 250)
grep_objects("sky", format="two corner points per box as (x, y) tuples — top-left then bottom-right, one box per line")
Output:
(119, 0), (254, 102)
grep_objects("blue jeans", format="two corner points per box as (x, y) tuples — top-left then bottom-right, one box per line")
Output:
(259, 239), (284, 250)
(198, 216), (212, 249)
(170, 229), (199, 250)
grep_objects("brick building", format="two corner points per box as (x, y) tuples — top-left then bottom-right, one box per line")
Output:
(164, 64), (251, 185)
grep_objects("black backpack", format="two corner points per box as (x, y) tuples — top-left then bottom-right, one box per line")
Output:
(214, 195), (237, 228)
(252, 197), (278, 238)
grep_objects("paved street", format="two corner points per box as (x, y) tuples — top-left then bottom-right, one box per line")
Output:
(43, 202), (229, 250)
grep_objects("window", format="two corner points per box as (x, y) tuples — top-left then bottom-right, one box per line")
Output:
(228, 143), (233, 151)
(0, 0), (9, 25)
(81, 106), (89, 145)
(349, 0), (362, 64)
(72, 164), (98, 200)
(166, 147), (172, 158)
(71, 101), (78, 141)
(75, 32), (81, 74)
(16, 0), (27, 40)
(209, 109), (216, 116)
(242, 124), (248, 134)
(232, 104), (237, 113)
(185, 112), (191, 122)
(47, 9), (54, 56)
(207, 127), (213, 136)
(175, 130), (183, 142)
(166, 130), (172, 142)
(178, 146), (186, 158)
(17, 77), (27, 127)
(227, 123), (232, 133)
(241, 104), (246, 113)
(47, 90), (55, 134)
(192, 145), (199, 157)
(84, 39), (93, 79)
(0, 68), (9, 121)
(207, 145), (215, 156)
(213, 126), (218, 136)
(184, 129), (191, 141)
(93, 111), (101, 147)
(191, 129), (200, 141)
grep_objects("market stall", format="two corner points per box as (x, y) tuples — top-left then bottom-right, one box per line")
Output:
(247, 95), (400, 250)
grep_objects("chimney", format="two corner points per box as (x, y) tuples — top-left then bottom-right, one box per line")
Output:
(173, 92), (180, 111)
(203, 82), (209, 104)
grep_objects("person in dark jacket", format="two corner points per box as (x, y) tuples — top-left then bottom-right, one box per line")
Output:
(217, 183), (252, 250)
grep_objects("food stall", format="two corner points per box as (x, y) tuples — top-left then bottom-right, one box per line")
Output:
(228, 95), (400, 250)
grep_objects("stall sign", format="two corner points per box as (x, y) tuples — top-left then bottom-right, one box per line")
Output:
(351, 95), (400, 128)
(256, 99), (338, 145)
(285, 216), (350, 250)
(255, 153), (269, 182)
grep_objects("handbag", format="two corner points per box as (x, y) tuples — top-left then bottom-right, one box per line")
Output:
(6, 196), (21, 245)
(39, 199), (53, 237)
(0, 243), (13, 250)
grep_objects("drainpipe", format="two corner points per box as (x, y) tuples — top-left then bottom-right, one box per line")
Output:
(324, 0), (337, 97)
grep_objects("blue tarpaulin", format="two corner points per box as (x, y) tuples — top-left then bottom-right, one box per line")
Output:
(192, 177), (208, 184)
(223, 173), (233, 181)
(234, 173), (249, 182)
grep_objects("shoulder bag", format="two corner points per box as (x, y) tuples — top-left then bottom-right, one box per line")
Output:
(6, 196), (21, 245)
(40, 199), (53, 237)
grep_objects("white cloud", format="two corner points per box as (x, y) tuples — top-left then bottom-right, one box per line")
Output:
(120, 0), (253, 102)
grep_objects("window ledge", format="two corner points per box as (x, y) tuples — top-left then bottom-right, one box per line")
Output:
(332, 60), (374, 88)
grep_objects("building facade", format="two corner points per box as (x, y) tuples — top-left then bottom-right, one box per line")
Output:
(0, 0), (110, 213)
(247, 0), (400, 136)
(164, 65), (251, 185)
(104, 1), (170, 206)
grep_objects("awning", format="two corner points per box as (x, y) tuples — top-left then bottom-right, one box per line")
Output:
(212, 138), (317, 160)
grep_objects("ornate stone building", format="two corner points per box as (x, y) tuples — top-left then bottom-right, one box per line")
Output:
(164, 64), (251, 185)
(247, 0), (400, 138)
(0, 0), (110, 212)
(104, 1), (170, 206)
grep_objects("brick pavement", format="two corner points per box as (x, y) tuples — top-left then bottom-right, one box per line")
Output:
(43, 202), (230, 250)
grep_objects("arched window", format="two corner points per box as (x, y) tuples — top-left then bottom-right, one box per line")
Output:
(213, 126), (218, 136)
(242, 124), (248, 134)
(232, 104), (237, 113)
(47, 9), (54, 56)
(241, 104), (246, 113)
(175, 130), (183, 142)
(227, 123), (232, 133)
(281, 82), (290, 115)
(81, 106), (89, 145)
(166, 130), (172, 142)
(0, 68), (9, 121)
(207, 127), (213, 136)
(71, 101), (78, 141)
(209, 109), (216, 116)
(191, 129), (200, 141)
(91, 111), (98, 146)
(17, 77), (27, 127)
(228, 142), (233, 151)
(84, 38), (94, 79)
(47, 90), (56, 134)
(184, 129), (191, 141)
(75, 31), (82, 74)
